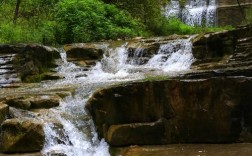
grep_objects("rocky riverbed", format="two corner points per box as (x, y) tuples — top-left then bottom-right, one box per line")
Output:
(0, 25), (251, 155)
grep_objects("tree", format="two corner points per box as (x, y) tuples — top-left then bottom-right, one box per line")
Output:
(13, 0), (21, 24)
(102, 0), (168, 35)
(236, 0), (247, 24)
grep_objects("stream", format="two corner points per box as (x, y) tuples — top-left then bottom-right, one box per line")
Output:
(38, 38), (194, 155)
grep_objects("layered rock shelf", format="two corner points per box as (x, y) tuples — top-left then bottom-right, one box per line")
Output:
(86, 25), (252, 146)
(0, 25), (251, 155)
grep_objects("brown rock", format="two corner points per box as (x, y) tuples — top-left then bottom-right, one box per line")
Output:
(0, 44), (25, 54)
(86, 77), (252, 145)
(64, 43), (104, 60)
(12, 44), (60, 82)
(41, 73), (63, 81)
(30, 95), (61, 109)
(0, 102), (9, 124)
(6, 97), (31, 110)
(106, 119), (167, 146)
(0, 118), (45, 153)
(191, 25), (252, 72)
(0, 152), (42, 156)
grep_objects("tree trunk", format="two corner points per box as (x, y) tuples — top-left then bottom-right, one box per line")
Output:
(13, 0), (21, 24)
(236, 0), (247, 24)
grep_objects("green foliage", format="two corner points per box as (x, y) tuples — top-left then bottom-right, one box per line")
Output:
(0, 21), (56, 44)
(102, 0), (168, 36)
(155, 18), (233, 35)
(0, 0), (235, 44)
(0, 0), (57, 44)
(54, 0), (143, 43)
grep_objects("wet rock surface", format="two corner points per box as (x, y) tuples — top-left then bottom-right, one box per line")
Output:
(106, 119), (166, 146)
(126, 35), (189, 65)
(112, 144), (252, 156)
(64, 43), (106, 68)
(0, 44), (61, 85)
(4, 95), (61, 110)
(0, 25), (252, 155)
(0, 102), (9, 125)
(0, 118), (45, 153)
(86, 25), (252, 146)
(87, 77), (252, 145)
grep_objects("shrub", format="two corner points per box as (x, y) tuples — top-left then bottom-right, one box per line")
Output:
(54, 0), (143, 43)
(0, 21), (56, 44)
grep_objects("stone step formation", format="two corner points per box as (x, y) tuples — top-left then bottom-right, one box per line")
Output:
(0, 54), (21, 88)
(0, 25), (252, 155)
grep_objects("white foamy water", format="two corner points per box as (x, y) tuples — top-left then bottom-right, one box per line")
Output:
(146, 38), (194, 72)
(41, 37), (195, 156)
(42, 95), (110, 156)
(165, 0), (217, 26)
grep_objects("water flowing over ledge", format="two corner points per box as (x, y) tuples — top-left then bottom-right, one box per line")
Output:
(1, 26), (252, 156)
(41, 36), (195, 155)
(165, 0), (217, 26)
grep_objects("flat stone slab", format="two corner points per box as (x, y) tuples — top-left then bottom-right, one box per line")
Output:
(113, 143), (252, 156)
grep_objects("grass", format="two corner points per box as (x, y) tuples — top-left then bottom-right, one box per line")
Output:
(142, 75), (170, 82)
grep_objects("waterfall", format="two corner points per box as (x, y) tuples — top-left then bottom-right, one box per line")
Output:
(41, 37), (195, 156)
(146, 38), (194, 72)
(165, 0), (217, 26)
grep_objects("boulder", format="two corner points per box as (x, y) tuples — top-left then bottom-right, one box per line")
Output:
(0, 118), (45, 153)
(0, 102), (9, 124)
(5, 95), (61, 110)
(30, 95), (61, 109)
(86, 77), (252, 145)
(9, 107), (39, 119)
(192, 30), (236, 60)
(64, 43), (105, 61)
(41, 73), (63, 81)
(0, 44), (61, 83)
(6, 97), (31, 110)
(12, 44), (60, 82)
(106, 119), (167, 146)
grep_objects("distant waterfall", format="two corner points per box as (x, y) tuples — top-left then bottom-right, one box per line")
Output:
(165, 0), (217, 26)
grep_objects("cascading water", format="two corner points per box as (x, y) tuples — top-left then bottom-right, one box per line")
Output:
(40, 37), (195, 156)
(165, 0), (217, 26)
(146, 38), (194, 72)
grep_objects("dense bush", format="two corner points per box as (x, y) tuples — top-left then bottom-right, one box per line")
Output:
(101, 0), (168, 35)
(54, 0), (143, 43)
(0, 0), (234, 44)
(0, 0), (57, 44)
(0, 20), (56, 44)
